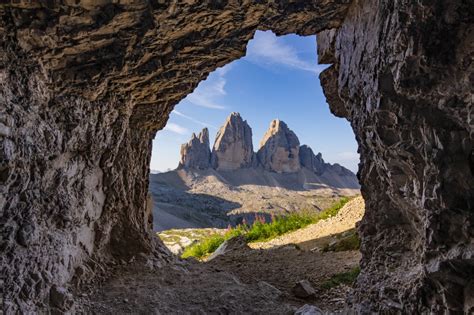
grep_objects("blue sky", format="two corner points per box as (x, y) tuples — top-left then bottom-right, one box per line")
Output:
(151, 31), (359, 173)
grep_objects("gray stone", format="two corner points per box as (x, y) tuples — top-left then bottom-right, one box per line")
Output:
(257, 120), (301, 173)
(257, 281), (283, 300)
(300, 145), (355, 177)
(49, 286), (72, 310)
(16, 223), (37, 247)
(294, 304), (323, 315)
(299, 145), (326, 175)
(207, 236), (248, 261)
(211, 113), (254, 171)
(292, 280), (316, 298)
(178, 128), (211, 170)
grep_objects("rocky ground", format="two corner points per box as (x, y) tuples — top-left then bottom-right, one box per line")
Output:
(150, 168), (359, 231)
(78, 197), (364, 313)
(78, 247), (360, 314)
(158, 228), (226, 255)
(150, 112), (360, 232)
(251, 196), (365, 251)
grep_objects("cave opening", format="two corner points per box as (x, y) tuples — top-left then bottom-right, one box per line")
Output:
(150, 31), (361, 229)
(145, 31), (364, 312)
(2, 1), (472, 313)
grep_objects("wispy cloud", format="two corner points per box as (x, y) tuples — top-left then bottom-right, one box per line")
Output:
(164, 122), (189, 135)
(246, 31), (326, 74)
(172, 110), (218, 129)
(184, 65), (232, 110)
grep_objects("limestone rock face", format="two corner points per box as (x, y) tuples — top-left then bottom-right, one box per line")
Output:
(299, 145), (326, 175)
(257, 120), (301, 173)
(179, 128), (211, 170)
(178, 115), (356, 181)
(317, 1), (473, 313)
(299, 145), (354, 176)
(211, 113), (254, 171)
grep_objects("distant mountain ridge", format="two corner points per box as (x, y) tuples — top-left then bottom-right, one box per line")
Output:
(178, 112), (357, 179)
(149, 112), (359, 231)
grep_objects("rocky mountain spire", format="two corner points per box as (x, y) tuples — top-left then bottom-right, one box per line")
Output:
(257, 119), (301, 173)
(300, 144), (355, 176)
(178, 128), (211, 169)
(177, 115), (356, 178)
(299, 145), (325, 175)
(211, 112), (255, 171)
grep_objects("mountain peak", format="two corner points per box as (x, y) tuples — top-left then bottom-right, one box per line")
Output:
(178, 128), (211, 170)
(211, 112), (254, 170)
(177, 113), (356, 179)
(258, 118), (301, 173)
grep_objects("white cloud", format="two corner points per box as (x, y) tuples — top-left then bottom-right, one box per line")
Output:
(184, 65), (232, 110)
(164, 123), (189, 135)
(172, 110), (218, 130)
(246, 31), (326, 74)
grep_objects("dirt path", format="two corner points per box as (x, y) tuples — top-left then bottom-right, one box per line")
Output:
(250, 196), (365, 251)
(80, 248), (360, 314)
(80, 258), (296, 314)
(208, 242), (361, 312)
(79, 197), (365, 313)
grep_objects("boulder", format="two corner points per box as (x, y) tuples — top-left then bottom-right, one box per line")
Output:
(257, 120), (301, 173)
(211, 112), (255, 171)
(49, 285), (73, 310)
(178, 128), (211, 170)
(294, 304), (323, 315)
(257, 281), (283, 300)
(207, 236), (248, 261)
(292, 280), (316, 298)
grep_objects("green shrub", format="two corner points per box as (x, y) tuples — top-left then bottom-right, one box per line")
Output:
(315, 196), (350, 220)
(323, 229), (360, 252)
(181, 196), (354, 259)
(181, 226), (246, 259)
(333, 232), (360, 251)
(245, 212), (314, 242)
(322, 266), (360, 289)
(245, 196), (352, 243)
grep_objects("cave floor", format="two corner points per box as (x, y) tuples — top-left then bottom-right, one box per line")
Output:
(77, 244), (360, 314)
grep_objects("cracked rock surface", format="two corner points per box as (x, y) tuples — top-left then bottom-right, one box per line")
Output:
(211, 112), (255, 171)
(317, 0), (473, 313)
(0, 0), (472, 313)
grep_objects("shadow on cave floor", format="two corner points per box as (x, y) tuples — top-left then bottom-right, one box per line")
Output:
(77, 226), (361, 314)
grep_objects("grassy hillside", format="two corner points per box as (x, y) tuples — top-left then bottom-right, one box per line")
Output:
(181, 196), (353, 260)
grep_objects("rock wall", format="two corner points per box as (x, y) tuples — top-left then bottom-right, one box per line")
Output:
(180, 113), (355, 181)
(179, 128), (211, 170)
(258, 119), (301, 173)
(211, 112), (255, 171)
(299, 144), (352, 177)
(317, 0), (473, 313)
(0, 1), (351, 313)
(0, 0), (472, 313)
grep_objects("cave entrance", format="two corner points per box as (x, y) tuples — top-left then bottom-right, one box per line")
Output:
(148, 31), (363, 312)
(3, 1), (471, 313)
